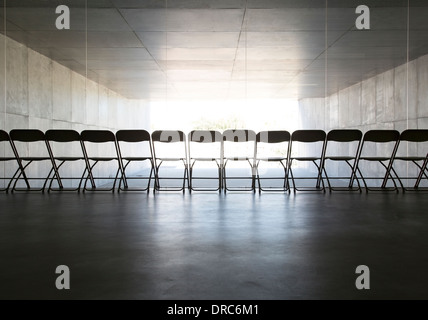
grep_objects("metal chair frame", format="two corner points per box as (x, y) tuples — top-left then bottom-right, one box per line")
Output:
(0, 130), (21, 192)
(288, 130), (326, 192)
(255, 130), (291, 193)
(45, 129), (91, 193)
(188, 130), (223, 193)
(322, 129), (363, 192)
(80, 130), (123, 193)
(390, 129), (428, 192)
(9, 129), (52, 193)
(222, 129), (257, 193)
(151, 130), (189, 193)
(353, 130), (400, 193)
(116, 130), (155, 193)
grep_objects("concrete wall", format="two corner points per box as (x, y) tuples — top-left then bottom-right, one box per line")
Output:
(298, 54), (428, 186)
(1, 34), (150, 189)
(300, 55), (428, 133)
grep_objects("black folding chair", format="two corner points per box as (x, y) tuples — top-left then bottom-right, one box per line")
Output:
(0, 130), (20, 192)
(255, 130), (290, 193)
(288, 130), (326, 192)
(151, 130), (188, 193)
(353, 130), (400, 193)
(45, 129), (90, 192)
(116, 130), (154, 193)
(222, 129), (257, 193)
(188, 130), (223, 193)
(391, 129), (428, 192)
(9, 129), (52, 192)
(322, 129), (363, 192)
(80, 130), (123, 192)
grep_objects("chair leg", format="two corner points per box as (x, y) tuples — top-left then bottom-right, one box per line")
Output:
(415, 158), (428, 188)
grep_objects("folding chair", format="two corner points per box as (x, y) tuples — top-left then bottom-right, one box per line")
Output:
(288, 130), (326, 192)
(116, 130), (154, 192)
(80, 130), (123, 192)
(9, 129), (53, 192)
(151, 130), (188, 193)
(390, 129), (428, 192)
(255, 130), (290, 193)
(0, 130), (19, 192)
(353, 130), (400, 193)
(322, 129), (363, 192)
(222, 129), (257, 193)
(188, 130), (223, 193)
(45, 129), (90, 192)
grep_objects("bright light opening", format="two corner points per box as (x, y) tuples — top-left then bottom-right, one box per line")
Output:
(150, 99), (299, 133)
(149, 99), (300, 181)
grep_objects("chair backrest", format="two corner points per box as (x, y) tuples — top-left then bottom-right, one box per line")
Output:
(80, 130), (119, 161)
(189, 130), (222, 143)
(151, 130), (186, 159)
(45, 130), (83, 159)
(45, 129), (81, 142)
(188, 130), (222, 159)
(0, 130), (15, 160)
(358, 130), (400, 160)
(291, 130), (326, 143)
(256, 131), (290, 144)
(10, 129), (46, 142)
(324, 129), (362, 158)
(0, 130), (10, 142)
(223, 129), (256, 143)
(289, 130), (326, 160)
(255, 131), (290, 160)
(9, 129), (49, 159)
(363, 130), (399, 143)
(116, 130), (151, 143)
(399, 129), (428, 142)
(222, 130), (256, 160)
(326, 129), (362, 143)
(396, 129), (428, 159)
(152, 130), (185, 143)
(116, 130), (153, 160)
(81, 130), (116, 143)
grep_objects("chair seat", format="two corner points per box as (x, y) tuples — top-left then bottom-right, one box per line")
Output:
(122, 157), (152, 161)
(291, 157), (322, 161)
(87, 157), (119, 161)
(257, 157), (287, 162)
(156, 157), (186, 162)
(394, 156), (426, 161)
(325, 156), (356, 161)
(225, 157), (254, 161)
(191, 157), (220, 161)
(54, 157), (85, 161)
(20, 157), (52, 161)
(359, 156), (392, 161)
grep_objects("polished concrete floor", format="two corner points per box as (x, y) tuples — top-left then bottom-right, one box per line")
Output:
(1, 191), (428, 300)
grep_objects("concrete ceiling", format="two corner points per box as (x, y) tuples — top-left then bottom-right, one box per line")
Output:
(1, 0), (428, 101)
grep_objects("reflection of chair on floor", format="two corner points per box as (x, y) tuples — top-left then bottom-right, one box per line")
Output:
(322, 129), (362, 192)
(288, 130), (326, 192)
(116, 130), (154, 192)
(188, 130), (222, 192)
(151, 130), (188, 193)
(391, 129), (428, 192)
(0, 130), (20, 192)
(80, 130), (123, 192)
(9, 129), (52, 193)
(255, 130), (290, 193)
(45, 129), (90, 192)
(354, 130), (400, 193)
(222, 129), (257, 193)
